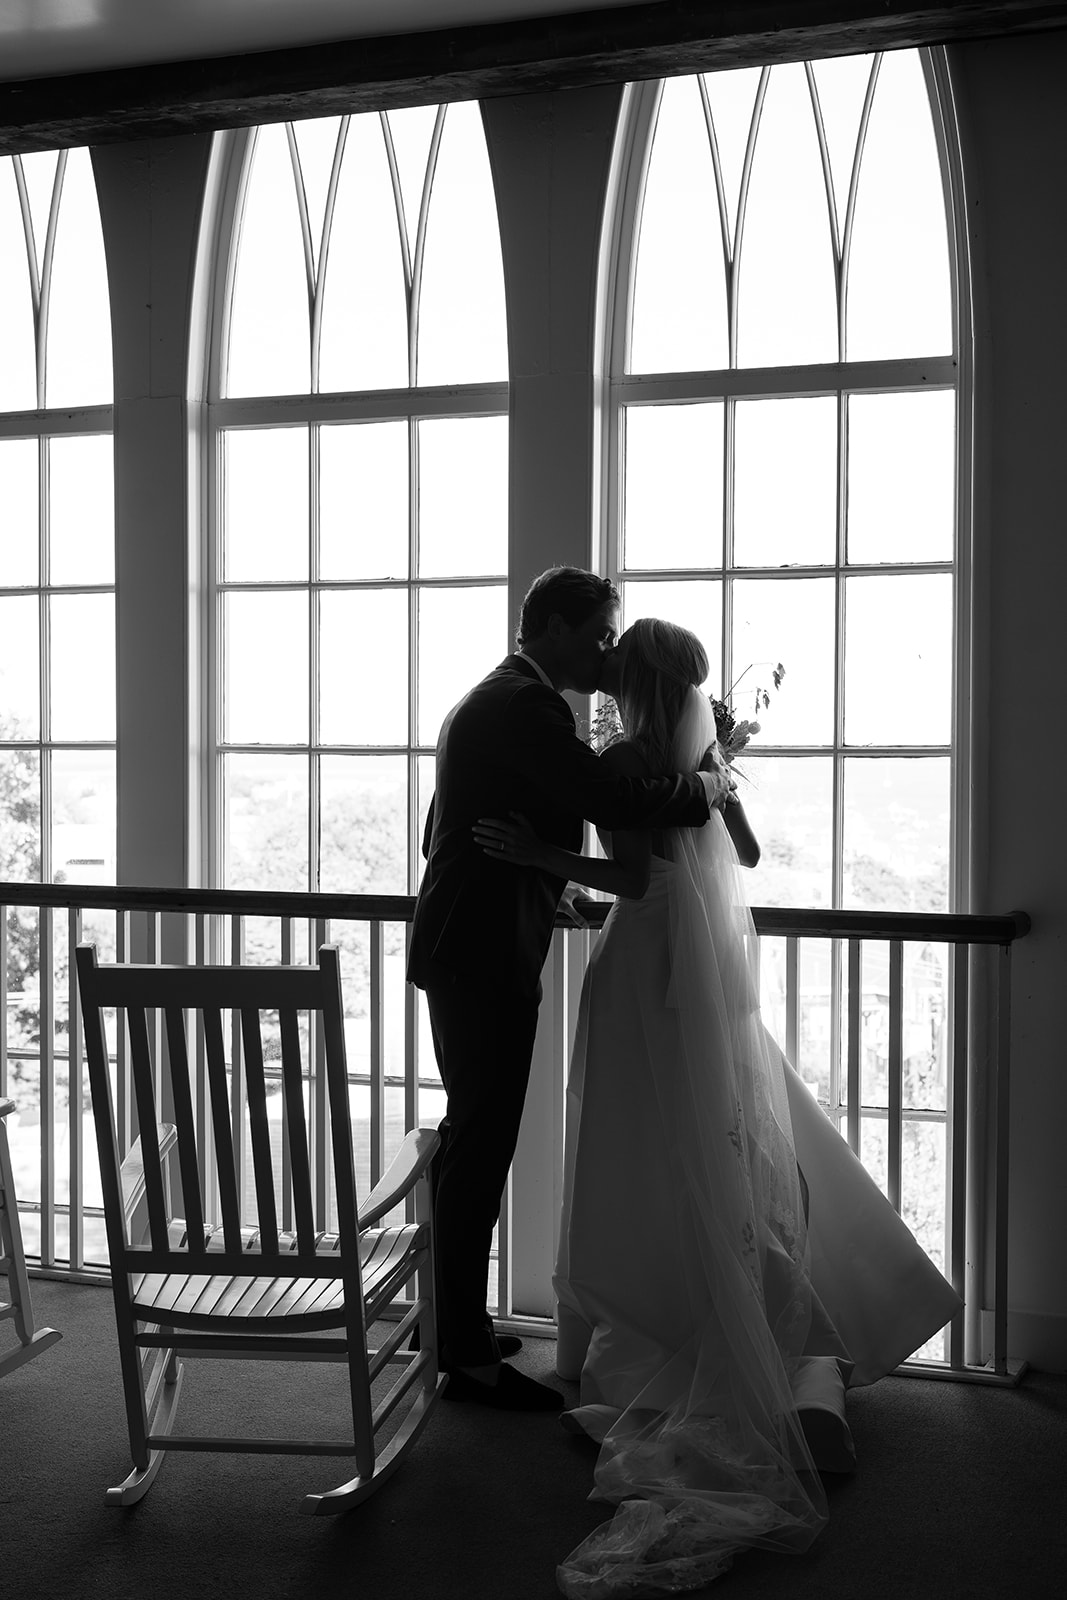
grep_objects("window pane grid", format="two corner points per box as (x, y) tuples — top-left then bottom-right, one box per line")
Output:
(2, 149), (117, 887)
(610, 54), (957, 932)
(212, 110), (507, 899)
(2, 145), (115, 1279)
(627, 54), (951, 374)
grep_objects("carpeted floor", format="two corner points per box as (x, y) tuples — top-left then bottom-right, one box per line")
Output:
(1, 1279), (1064, 1600)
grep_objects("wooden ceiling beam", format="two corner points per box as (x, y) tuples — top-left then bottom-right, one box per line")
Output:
(1, 0), (1065, 152)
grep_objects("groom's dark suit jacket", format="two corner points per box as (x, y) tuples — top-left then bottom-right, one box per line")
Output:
(407, 654), (711, 996)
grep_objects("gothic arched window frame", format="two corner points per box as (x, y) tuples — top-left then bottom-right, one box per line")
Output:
(0, 144), (116, 892)
(197, 110), (510, 904)
(597, 47), (973, 915)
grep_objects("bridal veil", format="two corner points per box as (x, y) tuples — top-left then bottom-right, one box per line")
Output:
(556, 689), (832, 1597)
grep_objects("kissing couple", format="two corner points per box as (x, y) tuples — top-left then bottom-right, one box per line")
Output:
(407, 565), (960, 1597)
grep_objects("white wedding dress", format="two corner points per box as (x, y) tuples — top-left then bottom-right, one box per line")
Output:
(553, 691), (962, 1599)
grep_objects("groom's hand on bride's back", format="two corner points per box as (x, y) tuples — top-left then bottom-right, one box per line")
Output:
(472, 811), (546, 868)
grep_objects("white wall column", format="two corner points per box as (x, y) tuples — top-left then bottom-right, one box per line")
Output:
(92, 135), (213, 893)
(481, 87), (623, 1317)
(482, 85), (625, 640)
(950, 35), (1067, 1370)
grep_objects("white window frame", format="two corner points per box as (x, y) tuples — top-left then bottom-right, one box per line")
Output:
(0, 148), (116, 886)
(597, 48), (973, 915)
(196, 123), (509, 897)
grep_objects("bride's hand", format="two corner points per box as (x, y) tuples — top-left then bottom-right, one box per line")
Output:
(557, 884), (595, 927)
(473, 811), (545, 868)
(698, 743), (732, 806)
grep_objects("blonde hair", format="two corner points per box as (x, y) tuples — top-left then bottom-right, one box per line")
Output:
(616, 618), (709, 775)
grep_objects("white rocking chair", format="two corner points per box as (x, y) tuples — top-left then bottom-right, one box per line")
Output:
(75, 942), (444, 1512)
(0, 1099), (62, 1377)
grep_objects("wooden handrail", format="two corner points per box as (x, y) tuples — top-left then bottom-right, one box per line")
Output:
(0, 880), (413, 923)
(0, 879), (1030, 945)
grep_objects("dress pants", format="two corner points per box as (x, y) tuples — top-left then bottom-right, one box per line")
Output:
(424, 972), (541, 1370)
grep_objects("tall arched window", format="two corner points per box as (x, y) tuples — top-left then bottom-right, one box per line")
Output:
(208, 105), (507, 902)
(602, 49), (965, 1312)
(0, 148), (115, 891)
(0, 145), (114, 1257)
(203, 103), (508, 1137)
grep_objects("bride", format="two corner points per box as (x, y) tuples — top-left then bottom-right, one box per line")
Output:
(474, 618), (962, 1598)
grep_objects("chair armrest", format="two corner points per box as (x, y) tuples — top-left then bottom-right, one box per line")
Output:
(120, 1124), (178, 1232)
(358, 1128), (439, 1231)
(0, 1098), (15, 1120)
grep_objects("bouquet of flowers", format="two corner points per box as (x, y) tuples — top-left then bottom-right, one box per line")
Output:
(711, 662), (786, 766)
(589, 697), (625, 753)
(588, 662), (785, 765)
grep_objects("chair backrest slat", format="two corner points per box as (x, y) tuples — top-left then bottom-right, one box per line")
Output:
(202, 1005), (243, 1252)
(240, 1006), (279, 1253)
(319, 948), (360, 1255)
(163, 1005), (205, 1254)
(280, 1007), (316, 1253)
(75, 946), (130, 1275)
(124, 1004), (170, 1249)
(76, 944), (363, 1285)
(83, 963), (327, 1013)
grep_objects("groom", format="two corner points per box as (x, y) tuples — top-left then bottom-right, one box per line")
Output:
(407, 566), (726, 1410)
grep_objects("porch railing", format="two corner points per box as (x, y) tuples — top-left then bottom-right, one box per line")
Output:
(0, 880), (1029, 1385)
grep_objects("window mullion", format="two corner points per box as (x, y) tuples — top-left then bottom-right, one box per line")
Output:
(208, 425), (224, 888)
(722, 396), (735, 698)
(612, 355), (957, 407)
(730, 67), (769, 371)
(833, 383), (847, 914)
(210, 384), (508, 430)
(38, 435), (52, 885)
(309, 422), (321, 894)
(839, 54), (882, 367)
(408, 413), (420, 893)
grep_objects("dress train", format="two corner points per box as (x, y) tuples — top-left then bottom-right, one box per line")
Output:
(553, 691), (962, 1598)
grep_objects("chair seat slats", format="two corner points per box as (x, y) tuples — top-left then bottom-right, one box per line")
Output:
(186, 1276), (235, 1319)
(169, 1275), (217, 1317)
(150, 1274), (197, 1315)
(363, 1230), (428, 1318)
(268, 1275), (346, 1319)
(132, 1272), (343, 1329)
(362, 1227), (422, 1293)
(131, 1224), (425, 1331)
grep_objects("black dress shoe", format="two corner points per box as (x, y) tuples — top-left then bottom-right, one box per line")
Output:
(408, 1328), (523, 1358)
(442, 1364), (564, 1412)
